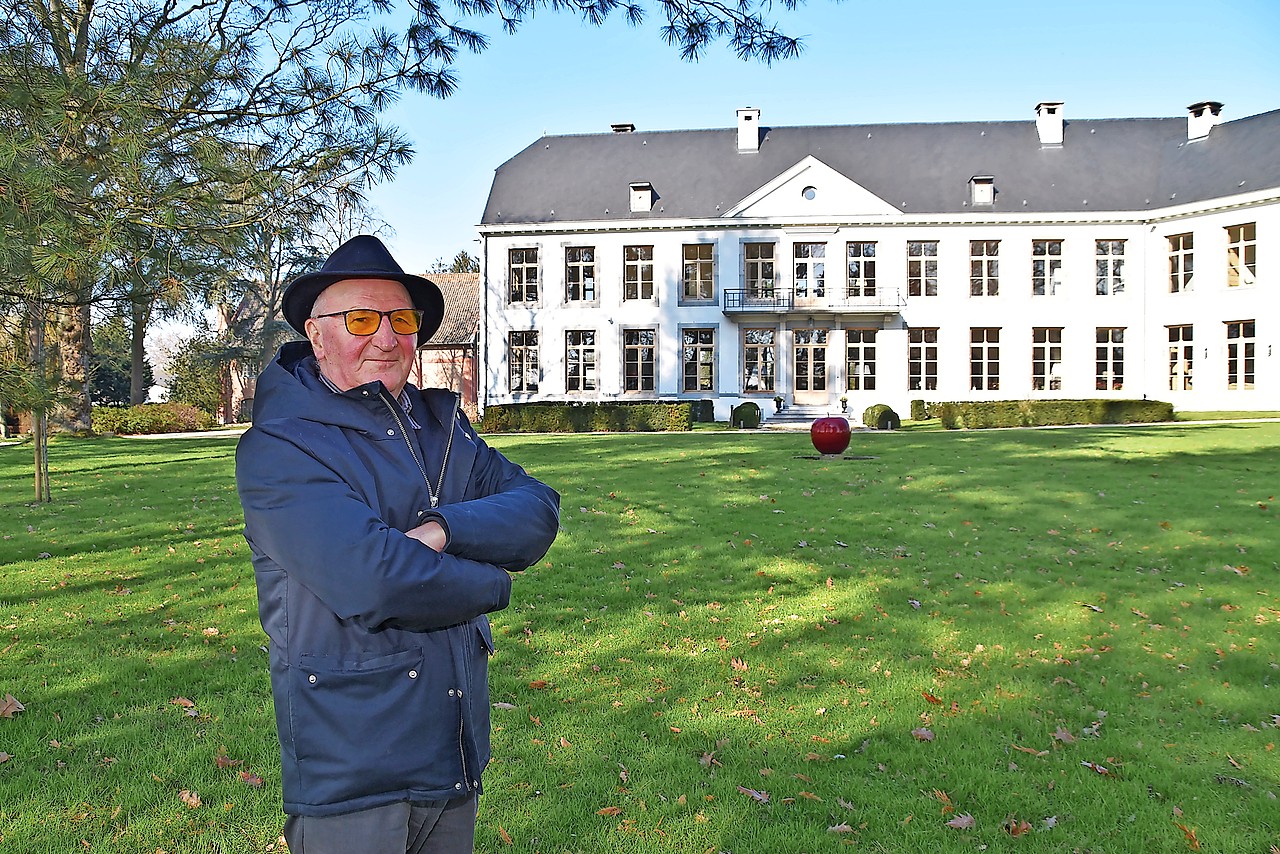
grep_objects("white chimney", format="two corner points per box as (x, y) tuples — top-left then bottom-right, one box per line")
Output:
(1035, 101), (1064, 147)
(737, 107), (761, 153)
(629, 182), (654, 213)
(1187, 101), (1223, 141)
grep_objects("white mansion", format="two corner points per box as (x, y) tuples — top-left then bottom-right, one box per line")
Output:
(476, 103), (1276, 422)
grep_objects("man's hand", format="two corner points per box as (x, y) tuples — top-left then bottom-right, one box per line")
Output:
(405, 519), (447, 552)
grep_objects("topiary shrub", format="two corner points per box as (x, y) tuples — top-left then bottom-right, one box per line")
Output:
(731, 402), (761, 429)
(862, 403), (900, 430)
(910, 399), (929, 421)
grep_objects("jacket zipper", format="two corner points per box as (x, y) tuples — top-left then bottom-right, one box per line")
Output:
(381, 391), (470, 789)
(380, 391), (458, 509)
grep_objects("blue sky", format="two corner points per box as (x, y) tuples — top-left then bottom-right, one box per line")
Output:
(365, 0), (1280, 274)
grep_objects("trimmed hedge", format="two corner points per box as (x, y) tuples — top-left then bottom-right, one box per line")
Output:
(731, 402), (761, 429)
(92, 403), (217, 435)
(861, 403), (901, 430)
(478, 401), (694, 433)
(934, 399), (1175, 429)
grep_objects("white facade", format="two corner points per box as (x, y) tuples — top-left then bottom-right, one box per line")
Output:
(478, 112), (1276, 423)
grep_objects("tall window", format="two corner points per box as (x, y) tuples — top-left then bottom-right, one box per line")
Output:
(1226, 224), (1256, 288)
(846, 242), (876, 297)
(508, 331), (539, 393)
(1095, 328), (1125, 390)
(742, 328), (776, 393)
(1168, 325), (1193, 391)
(565, 330), (597, 392)
(907, 241), (939, 296)
(1032, 240), (1063, 296)
(1031, 328), (1063, 391)
(1226, 320), (1256, 390)
(794, 329), (828, 391)
(623, 246), (654, 300)
(623, 329), (656, 392)
(1168, 233), (1194, 293)
(970, 328), (1000, 390)
(743, 243), (775, 298)
(508, 248), (539, 303)
(1096, 240), (1125, 295)
(682, 328), (716, 391)
(793, 243), (826, 298)
(682, 244), (715, 301)
(565, 246), (596, 301)
(846, 329), (876, 391)
(908, 328), (938, 391)
(969, 240), (999, 296)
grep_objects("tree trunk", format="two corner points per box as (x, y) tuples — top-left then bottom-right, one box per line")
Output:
(130, 298), (152, 405)
(53, 301), (92, 433)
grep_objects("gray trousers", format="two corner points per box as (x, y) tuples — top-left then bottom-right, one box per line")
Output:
(283, 795), (477, 854)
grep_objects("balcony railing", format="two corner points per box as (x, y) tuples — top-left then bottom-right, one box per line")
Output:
(722, 287), (906, 314)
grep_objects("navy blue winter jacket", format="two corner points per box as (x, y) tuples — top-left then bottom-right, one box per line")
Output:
(235, 342), (560, 816)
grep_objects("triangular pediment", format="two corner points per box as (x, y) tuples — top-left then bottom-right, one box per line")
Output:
(724, 155), (900, 218)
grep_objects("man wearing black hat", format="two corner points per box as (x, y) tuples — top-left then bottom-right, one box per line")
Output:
(235, 235), (560, 853)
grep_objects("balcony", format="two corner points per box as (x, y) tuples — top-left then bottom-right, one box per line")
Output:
(722, 287), (905, 318)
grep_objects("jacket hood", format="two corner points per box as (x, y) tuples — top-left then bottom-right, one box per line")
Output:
(252, 341), (456, 431)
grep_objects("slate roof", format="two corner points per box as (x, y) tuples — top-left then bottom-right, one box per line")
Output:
(422, 272), (479, 347)
(481, 109), (1280, 225)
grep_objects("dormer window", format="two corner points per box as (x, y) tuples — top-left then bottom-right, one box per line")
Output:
(629, 182), (654, 213)
(970, 175), (995, 206)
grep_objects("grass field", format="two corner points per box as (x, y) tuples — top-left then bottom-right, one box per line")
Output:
(0, 423), (1276, 853)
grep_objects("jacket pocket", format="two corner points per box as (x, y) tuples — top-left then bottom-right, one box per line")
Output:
(291, 647), (459, 804)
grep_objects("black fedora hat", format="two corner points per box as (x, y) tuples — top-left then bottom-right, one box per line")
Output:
(282, 235), (445, 345)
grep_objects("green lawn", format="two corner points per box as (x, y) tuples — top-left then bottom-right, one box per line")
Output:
(0, 424), (1276, 853)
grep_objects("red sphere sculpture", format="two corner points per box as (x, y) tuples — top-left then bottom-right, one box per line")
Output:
(810, 416), (851, 455)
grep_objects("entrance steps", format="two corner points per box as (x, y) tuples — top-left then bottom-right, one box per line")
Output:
(762, 404), (855, 431)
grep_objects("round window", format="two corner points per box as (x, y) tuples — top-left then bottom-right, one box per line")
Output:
(801, 186), (817, 201)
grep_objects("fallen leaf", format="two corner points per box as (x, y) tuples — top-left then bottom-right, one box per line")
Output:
(528, 680), (549, 690)
(737, 785), (770, 803)
(731, 657), (748, 672)
(240, 770), (264, 788)
(498, 826), (513, 845)
(1081, 760), (1112, 776)
(492, 702), (517, 710)
(596, 806), (622, 816)
(214, 753), (243, 769)
(1013, 743), (1049, 757)
(922, 691), (943, 705)
(1052, 726), (1077, 744)
(946, 813), (976, 830)
(0, 694), (24, 718)
(1174, 821), (1201, 851)
(0, 752), (11, 763)
(179, 789), (201, 809)
(828, 823), (855, 833)
(797, 791), (822, 801)
(170, 697), (195, 708)
(1004, 816), (1032, 837)
(911, 727), (935, 742)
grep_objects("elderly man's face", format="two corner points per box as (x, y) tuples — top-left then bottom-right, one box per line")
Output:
(304, 278), (418, 397)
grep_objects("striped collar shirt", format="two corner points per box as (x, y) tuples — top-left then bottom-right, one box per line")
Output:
(315, 366), (422, 430)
